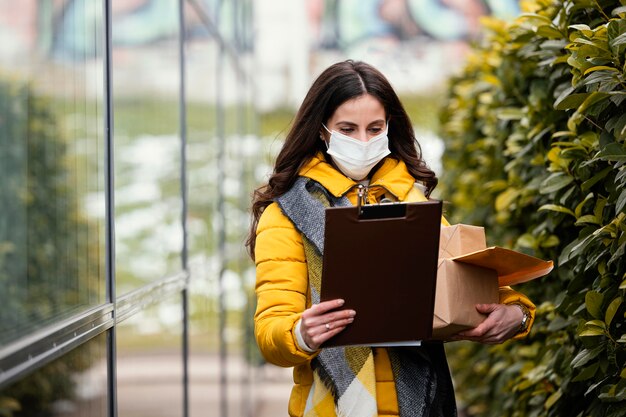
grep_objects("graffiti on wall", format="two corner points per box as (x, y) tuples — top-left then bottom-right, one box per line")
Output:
(310, 0), (520, 49)
(1, 0), (519, 61)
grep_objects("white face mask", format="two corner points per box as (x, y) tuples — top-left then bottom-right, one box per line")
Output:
(323, 124), (391, 180)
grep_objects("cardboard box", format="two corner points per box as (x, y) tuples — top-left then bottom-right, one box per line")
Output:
(431, 224), (554, 340)
(432, 259), (498, 339)
(438, 224), (486, 259)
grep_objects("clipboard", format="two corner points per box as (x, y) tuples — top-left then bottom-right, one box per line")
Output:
(320, 200), (443, 347)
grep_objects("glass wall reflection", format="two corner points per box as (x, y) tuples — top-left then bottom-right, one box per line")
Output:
(116, 295), (183, 417)
(0, 0), (106, 346)
(112, 1), (183, 294)
(184, 1), (259, 415)
(0, 334), (108, 417)
(183, 3), (223, 415)
(1, 1), (262, 416)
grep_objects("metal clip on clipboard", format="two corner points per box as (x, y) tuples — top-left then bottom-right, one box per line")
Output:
(356, 184), (407, 220)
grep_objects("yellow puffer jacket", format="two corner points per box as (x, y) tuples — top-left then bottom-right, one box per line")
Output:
(254, 153), (536, 417)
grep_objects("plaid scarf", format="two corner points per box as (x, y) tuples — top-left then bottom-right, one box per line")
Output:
(277, 177), (457, 417)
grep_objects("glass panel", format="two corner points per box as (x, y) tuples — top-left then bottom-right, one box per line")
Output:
(112, 1), (183, 294)
(117, 294), (183, 417)
(0, 334), (108, 417)
(0, 0), (106, 345)
(183, 3), (223, 417)
(184, 1), (263, 415)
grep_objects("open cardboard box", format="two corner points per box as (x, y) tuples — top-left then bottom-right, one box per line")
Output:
(431, 224), (554, 339)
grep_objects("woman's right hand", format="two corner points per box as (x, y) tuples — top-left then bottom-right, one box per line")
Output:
(300, 299), (356, 350)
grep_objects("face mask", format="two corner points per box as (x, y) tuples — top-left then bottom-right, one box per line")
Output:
(323, 124), (391, 180)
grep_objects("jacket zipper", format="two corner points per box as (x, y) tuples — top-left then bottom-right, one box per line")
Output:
(356, 183), (368, 207)
(355, 183), (396, 207)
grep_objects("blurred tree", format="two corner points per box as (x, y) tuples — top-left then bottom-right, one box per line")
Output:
(0, 76), (101, 415)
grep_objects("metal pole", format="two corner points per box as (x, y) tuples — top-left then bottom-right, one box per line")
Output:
(178, 1), (190, 417)
(103, 1), (117, 417)
(233, 1), (253, 415)
(216, 0), (228, 415)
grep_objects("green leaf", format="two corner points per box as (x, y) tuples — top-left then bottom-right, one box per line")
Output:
(577, 92), (612, 113)
(572, 362), (600, 381)
(567, 92), (612, 131)
(606, 113), (626, 138)
(517, 233), (536, 249)
(569, 24), (592, 36)
(605, 297), (623, 327)
(544, 389), (562, 410)
(617, 189), (626, 215)
(552, 130), (576, 138)
(575, 215), (601, 225)
(585, 377), (609, 396)
(571, 344), (604, 368)
(540, 235), (560, 248)
(585, 319), (606, 328)
(583, 65), (619, 75)
(540, 173), (574, 194)
(575, 192), (594, 218)
(586, 291), (604, 319)
(571, 37), (611, 52)
(538, 204), (575, 216)
(495, 187), (520, 211)
(496, 107), (525, 120)
(609, 32), (626, 48)
(517, 13), (553, 27)
(617, 167), (626, 183)
(597, 143), (626, 162)
(593, 198), (607, 223)
(537, 25), (564, 39)
(581, 166), (612, 191)
(554, 92), (589, 110)
(0, 397), (22, 416)
(598, 384), (621, 400)
(609, 242), (625, 267)
(580, 328), (606, 336)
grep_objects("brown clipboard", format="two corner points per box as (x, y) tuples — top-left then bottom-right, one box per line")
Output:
(320, 200), (443, 347)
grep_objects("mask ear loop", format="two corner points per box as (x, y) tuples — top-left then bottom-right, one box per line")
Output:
(321, 124), (331, 149)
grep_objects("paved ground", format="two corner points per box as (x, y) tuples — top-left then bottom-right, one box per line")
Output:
(115, 353), (292, 417)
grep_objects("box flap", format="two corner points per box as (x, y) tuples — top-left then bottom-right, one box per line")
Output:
(451, 246), (553, 286)
(439, 224), (486, 259)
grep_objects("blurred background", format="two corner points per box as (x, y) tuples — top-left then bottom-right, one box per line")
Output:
(2, 1), (624, 417)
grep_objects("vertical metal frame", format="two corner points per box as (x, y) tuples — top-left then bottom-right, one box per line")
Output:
(103, 1), (117, 416)
(214, 1), (229, 416)
(178, 1), (190, 416)
(232, 1), (253, 416)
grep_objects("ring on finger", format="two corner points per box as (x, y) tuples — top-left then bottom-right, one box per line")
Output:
(325, 323), (331, 331)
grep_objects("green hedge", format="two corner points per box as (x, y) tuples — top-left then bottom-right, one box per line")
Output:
(439, 1), (625, 416)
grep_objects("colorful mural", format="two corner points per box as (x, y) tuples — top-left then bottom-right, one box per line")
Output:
(310, 0), (520, 48)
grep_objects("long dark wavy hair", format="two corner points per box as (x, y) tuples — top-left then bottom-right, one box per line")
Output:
(246, 60), (437, 259)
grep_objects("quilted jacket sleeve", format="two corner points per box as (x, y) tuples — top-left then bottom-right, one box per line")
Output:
(499, 286), (536, 339)
(254, 202), (318, 367)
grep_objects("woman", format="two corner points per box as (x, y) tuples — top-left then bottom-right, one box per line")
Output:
(247, 60), (535, 417)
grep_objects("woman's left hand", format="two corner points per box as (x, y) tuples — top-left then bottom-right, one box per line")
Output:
(450, 304), (523, 344)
